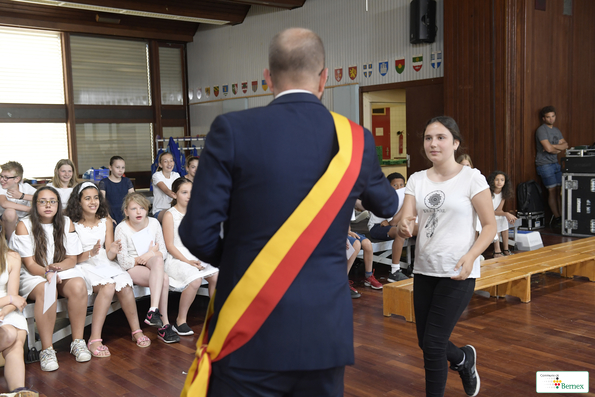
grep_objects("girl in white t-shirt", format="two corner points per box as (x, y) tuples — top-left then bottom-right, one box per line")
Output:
(9, 186), (91, 372)
(47, 159), (79, 210)
(397, 116), (496, 397)
(487, 171), (517, 257)
(151, 152), (180, 222)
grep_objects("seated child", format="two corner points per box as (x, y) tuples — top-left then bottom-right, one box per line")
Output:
(151, 152), (180, 223)
(66, 182), (150, 355)
(0, 161), (37, 242)
(98, 156), (134, 225)
(184, 156), (199, 183)
(346, 210), (382, 294)
(0, 229), (38, 396)
(114, 192), (180, 344)
(368, 173), (410, 282)
(486, 171), (518, 257)
(162, 178), (218, 335)
(9, 186), (91, 372)
(47, 159), (79, 210)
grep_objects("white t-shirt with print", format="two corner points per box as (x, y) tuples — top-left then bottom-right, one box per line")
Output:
(151, 171), (180, 214)
(406, 166), (488, 278)
(0, 182), (37, 220)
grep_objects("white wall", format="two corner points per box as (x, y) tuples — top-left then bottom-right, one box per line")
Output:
(187, 0), (444, 134)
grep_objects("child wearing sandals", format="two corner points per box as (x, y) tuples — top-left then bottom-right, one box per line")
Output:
(114, 192), (180, 344)
(9, 186), (91, 372)
(47, 159), (79, 210)
(151, 152), (180, 222)
(98, 156), (134, 225)
(0, 229), (38, 396)
(66, 182), (150, 356)
(486, 171), (518, 257)
(162, 178), (218, 336)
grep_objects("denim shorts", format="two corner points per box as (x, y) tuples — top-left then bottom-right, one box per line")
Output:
(536, 162), (562, 188)
(347, 232), (368, 246)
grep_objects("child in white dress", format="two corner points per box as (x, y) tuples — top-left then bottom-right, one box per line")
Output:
(66, 182), (150, 356)
(487, 171), (518, 257)
(9, 186), (90, 372)
(114, 192), (179, 344)
(47, 159), (79, 210)
(0, 229), (37, 395)
(162, 178), (218, 336)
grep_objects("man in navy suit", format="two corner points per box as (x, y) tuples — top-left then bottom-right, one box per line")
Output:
(180, 28), (398, 397)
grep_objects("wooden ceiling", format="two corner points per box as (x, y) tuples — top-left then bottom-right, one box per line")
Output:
(0, 0), (306, 42)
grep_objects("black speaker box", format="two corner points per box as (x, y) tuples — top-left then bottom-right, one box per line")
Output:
(410, 0), (437, 44)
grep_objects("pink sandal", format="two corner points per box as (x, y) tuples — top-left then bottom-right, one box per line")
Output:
(132, 329), (151, 348)
(87, 339), (111, 358)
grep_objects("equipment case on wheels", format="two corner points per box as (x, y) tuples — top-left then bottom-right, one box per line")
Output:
(561, 173), (595, 237)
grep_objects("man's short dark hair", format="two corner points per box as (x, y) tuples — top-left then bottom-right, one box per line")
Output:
(540, 106), (556, 118)
(268, 28), (325, 87)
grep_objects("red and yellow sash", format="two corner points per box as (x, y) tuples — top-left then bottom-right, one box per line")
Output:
(181, 112), (364, 397)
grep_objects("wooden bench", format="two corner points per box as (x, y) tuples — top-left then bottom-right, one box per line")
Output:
(383, 236), (595, 322)
(23, 283), (209, 351)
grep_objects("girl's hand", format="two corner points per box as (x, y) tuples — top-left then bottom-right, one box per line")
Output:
(0, 309), (5, 321)
(398, 216), (416, 238)
(149, 242), (159, 254)
(347, 231), (360, 240)
(90, 240), (101, 258)
(47, 264), (61, 272)
(9, 295), (27, 312)
(452, 253), (475, 280)
(6, 187), (22, 199)
(505, 213), (518, 224)
(46, 271), (62, 284)
(109, 239), (122, 256)
(188, 260), (205, 270)
(380, 220), (390, 227)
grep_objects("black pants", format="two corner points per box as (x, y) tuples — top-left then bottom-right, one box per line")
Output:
(413, 274), (476, 397)
(208, 360), (345, 397)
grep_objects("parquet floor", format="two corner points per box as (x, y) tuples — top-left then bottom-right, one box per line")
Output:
(4, 227), (595, 396)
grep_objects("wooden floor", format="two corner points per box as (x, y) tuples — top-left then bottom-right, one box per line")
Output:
(4, 227), (595, 396)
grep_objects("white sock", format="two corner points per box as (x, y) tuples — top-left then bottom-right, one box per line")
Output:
(149, 307), (158, 312)
(391, 263), (401, 273)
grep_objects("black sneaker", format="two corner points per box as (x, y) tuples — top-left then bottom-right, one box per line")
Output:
(145, 308), (163, 328)
(450, 345), (480, 397)
(158, 324), (180, 344)
(172, 321), (194, 336)
(387, 269), (410, 283)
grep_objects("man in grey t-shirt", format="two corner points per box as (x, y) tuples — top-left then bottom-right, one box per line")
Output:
(535, 106), (568, 229)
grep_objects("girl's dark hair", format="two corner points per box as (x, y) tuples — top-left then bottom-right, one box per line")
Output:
(387, 173), (405, 183)
(487, 171), (513, 199)
(170, 177), (192, 207)
(65, 182), (110, 222)
(109, 156), (125, 166)
(185, 156), (199, 169)
(30, 186), (66, 267)
(421, 116), (464, 160)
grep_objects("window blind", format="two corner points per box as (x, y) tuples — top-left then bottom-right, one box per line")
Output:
(0, 123), (68, 178)
(70, 36), (151, 106)
(0, 27), (64, 104)
(76, 123), (153, 173)
(159, 47), (183, 105)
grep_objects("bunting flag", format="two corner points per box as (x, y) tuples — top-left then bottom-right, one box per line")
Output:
(205, 87), (210, 98)
(232, 83), (238, 95)
(262, 79), (268, 91)
(363, 63), (372, 78)
(431, 51), (442, 68)
(348, 66), (357, 80)
(242, 82), (248, 94)
(252, 81), (258, 92)
(335, 68), (343, 82)
(223, 85), (229, 96)
(395, 58), (405, 74)
(181, 112), (365, 397)
(379, 61), (388, 76)
(214, 86), (219, 97)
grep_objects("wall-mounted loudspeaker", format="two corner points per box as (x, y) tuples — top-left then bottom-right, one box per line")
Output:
(410, 0), (437, 44)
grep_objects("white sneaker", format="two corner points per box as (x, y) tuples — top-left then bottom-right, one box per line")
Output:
(40, 347), (59, 371)
(70, 339), (92, 362)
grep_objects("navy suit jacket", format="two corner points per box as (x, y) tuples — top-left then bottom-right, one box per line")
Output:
(180, 92), (398, 371)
